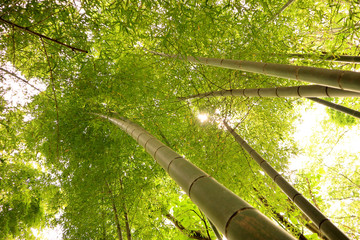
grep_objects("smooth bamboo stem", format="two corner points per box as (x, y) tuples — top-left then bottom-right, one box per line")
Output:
(286, 54), (360, 63)
(307, 97), (360, 119)
(223, 121), (349, 240)
(153, 52), (360, 93)
(178, 85), (360, 100)
(97, 114), (295, 240)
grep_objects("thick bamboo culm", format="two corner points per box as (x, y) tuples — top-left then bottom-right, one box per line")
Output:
(99, 114), (295, 240)
(153, 52), (360, 93)
(223, 121), (349, 240)
(178, 85), (360, 100)
(307, 97), (360, 119)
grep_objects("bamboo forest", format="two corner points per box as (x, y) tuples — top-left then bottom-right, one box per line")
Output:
(1, 0), (360, 239)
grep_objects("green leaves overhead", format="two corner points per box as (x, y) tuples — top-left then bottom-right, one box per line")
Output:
(0, 0), (359, 239)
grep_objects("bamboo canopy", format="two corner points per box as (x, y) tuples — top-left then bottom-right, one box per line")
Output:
(178, 85), (360, 100)
(153, 52), (360, 93)
(97, 114), (295, 240)
(223, 121), (349, 240)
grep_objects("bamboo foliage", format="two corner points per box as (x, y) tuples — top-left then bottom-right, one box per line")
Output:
(178, 85), (360, 100)
(153, 52), (360, 93)
(223, 121), (349, 240)
(97, 114), (295, 240)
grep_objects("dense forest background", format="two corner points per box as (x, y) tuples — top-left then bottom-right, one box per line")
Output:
(0, 0), (359, 239)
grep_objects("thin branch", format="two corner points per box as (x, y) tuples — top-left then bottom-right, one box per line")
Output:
(0, 17), (88, 53)
(41, 39), (60, 161)
(268, 0), (296, 23)
(0, 67), (52, 99)
(305, 177), (321, 210)
(164, 213), (211, 240)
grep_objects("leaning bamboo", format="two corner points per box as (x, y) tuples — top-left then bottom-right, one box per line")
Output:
(307, 97), (360, 119)
(178, 85), (360, 100)
(153, 52), (360, 93)
(286, 53), (360, 64)
(223, 121), (349, 240)
(98, 114), (295, 240)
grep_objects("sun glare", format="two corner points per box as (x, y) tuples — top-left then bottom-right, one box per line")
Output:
(198, 113), (208, 123)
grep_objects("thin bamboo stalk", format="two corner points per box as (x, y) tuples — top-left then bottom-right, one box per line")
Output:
(286, 54), (360, 63)
(223, 121), (349, 240)
(152, 52), (360, 93)
(97, 114), (295, 240)
(178, 85), (360, 100)
(307, 97), (360, 119)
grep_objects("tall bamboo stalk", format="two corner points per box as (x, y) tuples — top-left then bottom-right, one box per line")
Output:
(152, 52), (360, 93)
(178, 85), (360, 100)
(307, 97), (360, 119)
(286, 53), (360, 63)
(223, 121), (349, 240)
(97, 114), (295, 240)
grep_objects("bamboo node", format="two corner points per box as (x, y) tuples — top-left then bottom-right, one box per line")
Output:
(297, 86), (302, 97)
(188, 175), (210, 199)
(262, 63), (268, 73)
(224, 207), (255, 237)
(337, 72), (345, 89)
(295, 67), (300, 80)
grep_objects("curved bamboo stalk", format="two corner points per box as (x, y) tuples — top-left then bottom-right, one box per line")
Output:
(223, 121), (349, 240)
(97, 114), (295, 240)
(307, 97), (360, 119)
(152, 52), (360, 93)
(178, 85), (360, 100)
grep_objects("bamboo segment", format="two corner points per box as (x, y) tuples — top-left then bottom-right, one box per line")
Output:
(153, 52), (360, 93)
(307, 97), (360, 119)
(99, 114), (295, 240)
(178, 85), (360, 100)
(223, 121), (349, 240)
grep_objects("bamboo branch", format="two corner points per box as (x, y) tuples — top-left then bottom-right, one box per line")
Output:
(253, 187), (308, 240)
(268, 0), (296, 23)
(165, 213), (211, 240)
(41, 39), (60, 161)
(0, 67), (52, 99)
(106, 183), (124, 240)
(0, 17), (88, 53)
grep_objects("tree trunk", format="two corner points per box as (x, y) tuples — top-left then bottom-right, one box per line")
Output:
(178, 85), (360, 100)
(307, 97), (360, 119)
(223, 121), (349, 240)
(97, 114), (295, 240)
(152, 52), (360, 93)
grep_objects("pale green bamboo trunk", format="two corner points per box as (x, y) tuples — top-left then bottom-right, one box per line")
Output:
(223, 121), (349, 240)
(178, 85), (360, 100)
(98, 114), (295, 240)
(153, 52), (360, 93)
